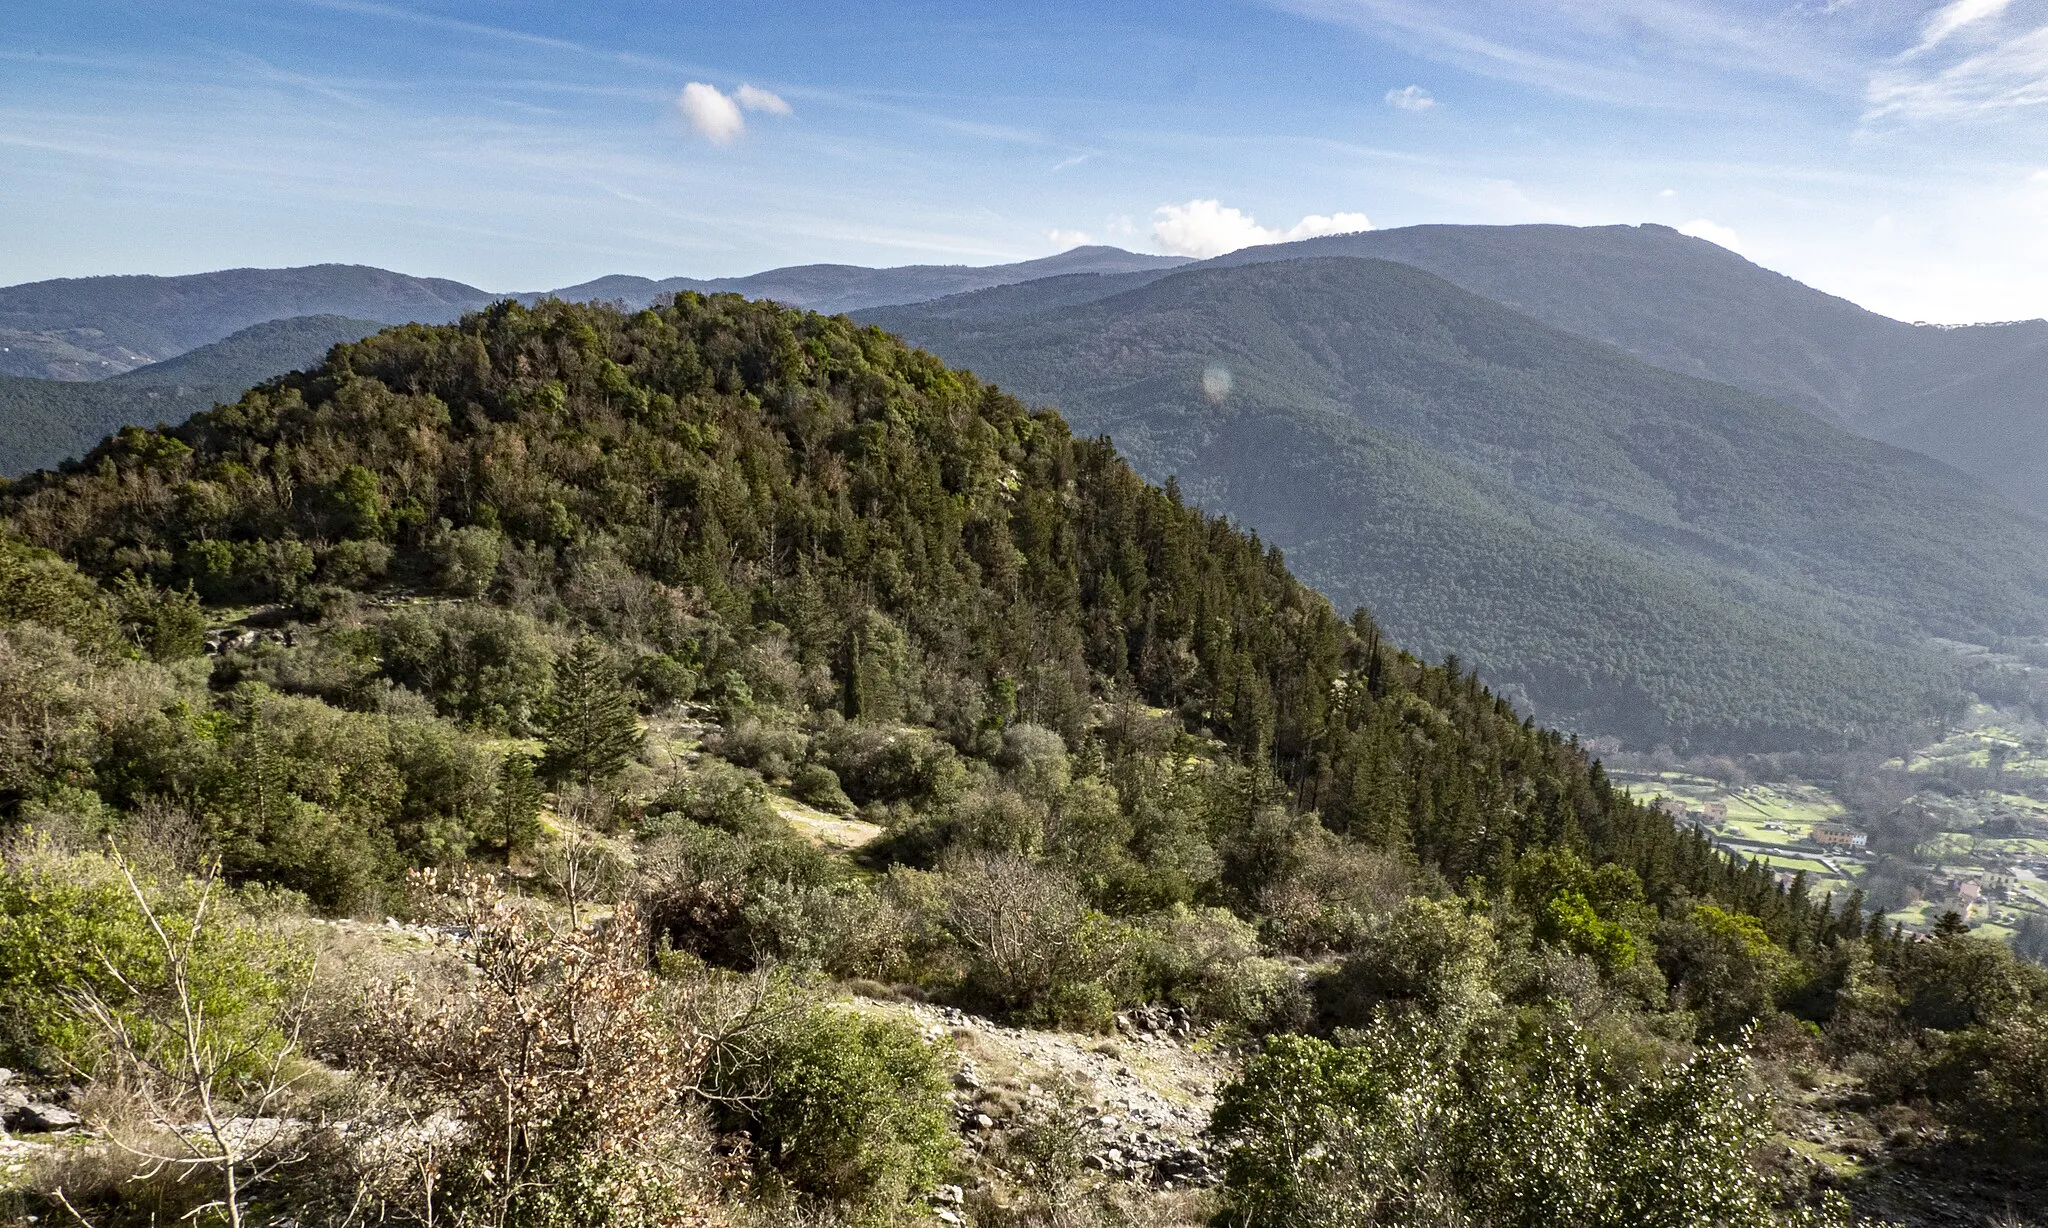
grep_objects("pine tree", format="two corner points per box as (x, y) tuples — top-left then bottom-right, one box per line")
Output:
(491, 752), (544, 860)
(540, 638), (642, 788)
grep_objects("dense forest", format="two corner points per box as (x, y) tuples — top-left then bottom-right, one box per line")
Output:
(867, 257), (2048, 752)
(0, 295), (2042, 1227)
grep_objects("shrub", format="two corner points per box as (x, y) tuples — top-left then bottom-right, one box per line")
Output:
(652, 758), (785, 838)
(1139, 907), (1307, 1031)
(938, 852), (1134, 1027)
(1319, 897), (1498, 1031)
(632, 652), (698, 709)
(636, 820), (840, 968)
(0, 839), (310, 1079)
(342, 876), (719, 1228)
(1972, 1006), (2048, 1141)
(1656, 903), (1799, 1039)
(378, 604), (556, 732)
(1211, 1022), (1850, 1228)
(724, 1005), (957, 1210)
(707, 716), (810, 780)
(816, 720), (969, 809)
(432, 523), (504, 597)
(790, 762), (855, 814)
(113, 572), (207, 662)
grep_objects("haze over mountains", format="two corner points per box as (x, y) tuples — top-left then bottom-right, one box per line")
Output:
(3, 223), (2044, 752)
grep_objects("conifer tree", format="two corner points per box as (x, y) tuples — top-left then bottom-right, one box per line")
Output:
(539, 638), (642, 788)
(491, 752), (543, 860)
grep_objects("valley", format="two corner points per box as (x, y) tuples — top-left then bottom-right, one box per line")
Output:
(1610, 690), (2048, 949)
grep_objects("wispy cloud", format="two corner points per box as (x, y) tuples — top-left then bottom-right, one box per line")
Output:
(1868, 7), (2048, 122)
(735, 84), (792, 115)
(1150, 199), (1370, 257)
(1273, 0), (1866, 108)
(1912, 0), (2019, 53)
(1384, 84), (1436, 110)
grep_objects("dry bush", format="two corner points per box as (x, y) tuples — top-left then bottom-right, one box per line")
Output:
(336, 872), (731, 1228)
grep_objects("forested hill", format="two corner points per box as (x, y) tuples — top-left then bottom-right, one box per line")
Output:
(1, 293), (1804, 927)
(1202, 223), (2048, 516)
(864, 257), (2048, 751)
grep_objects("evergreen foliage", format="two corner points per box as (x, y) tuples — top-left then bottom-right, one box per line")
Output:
(539, 638), (642, 787)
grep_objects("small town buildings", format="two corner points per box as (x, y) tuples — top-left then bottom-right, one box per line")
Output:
(1811, 824), (1868, 851)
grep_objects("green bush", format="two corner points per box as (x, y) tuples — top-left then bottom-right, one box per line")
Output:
(652, 758), (785, 838)
(707, 717), (809, 779)
(0, 839), (310, 1077)
(816, 721), (969, 810)
(1138, 906), (1307, 1031)
(790, 762), (855, 814)
(1211, 1023), (1850, 1228)
(729, 1005), (958, 1210)
(378, 604), (556, 733)
(432, 523), (504, 597)
(1319, 896), (1498, 1031)
(936, 852), (1135, 1028)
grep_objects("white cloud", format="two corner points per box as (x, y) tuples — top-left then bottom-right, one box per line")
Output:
(677, 82), (745, 144)
(1658, 187), (1677, 198)
(1914, 0), (2018, 53)
(1047, 228), (1091, 249)
(1385, 84), (1437, 110)
(1867, 23), (2048, 121)
(1150, 199), (1372, 258)
(1678, 217), (1746, 254)
(734, 83), (792, 115)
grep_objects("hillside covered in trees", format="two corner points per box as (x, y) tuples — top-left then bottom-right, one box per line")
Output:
(0, 296), (2042, 1227)
(866, 258), (2048, 752)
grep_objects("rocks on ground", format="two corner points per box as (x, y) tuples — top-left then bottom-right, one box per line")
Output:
(885, 1001), (1234, 1192)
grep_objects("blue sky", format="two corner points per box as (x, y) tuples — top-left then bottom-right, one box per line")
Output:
(3, 0), (2045, 322)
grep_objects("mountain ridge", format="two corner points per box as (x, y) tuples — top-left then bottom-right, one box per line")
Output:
(864, 254), (2048, 749)
(0, 247), (1188, 381)
(1198, 223), (2048, 512)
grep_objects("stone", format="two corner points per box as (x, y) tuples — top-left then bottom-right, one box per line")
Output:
(3, 1100), (81, 1132)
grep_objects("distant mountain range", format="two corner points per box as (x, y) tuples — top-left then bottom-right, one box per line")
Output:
(531, 245), (1190, 316)
(865, 255), (2048, 751)
(0, 246), (1188, 382)
(2, 226), (2044, 752)
(1197, 224), (2048, 515)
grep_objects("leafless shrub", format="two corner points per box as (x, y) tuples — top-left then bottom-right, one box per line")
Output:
(336, 871), (742, 1228)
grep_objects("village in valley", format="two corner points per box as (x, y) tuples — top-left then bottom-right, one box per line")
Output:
(1602, 701), (2048, 946)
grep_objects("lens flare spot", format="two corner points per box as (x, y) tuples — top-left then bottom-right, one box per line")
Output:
(1202, 363), (1233, 402)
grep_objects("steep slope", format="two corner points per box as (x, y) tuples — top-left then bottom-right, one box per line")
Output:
(110, 314), (384, 389)
(865, 257), (2048, 749)
(0, 265), (494, 378)
(1205, 223), (2048, 514)
(533, 245), (1190, 314)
